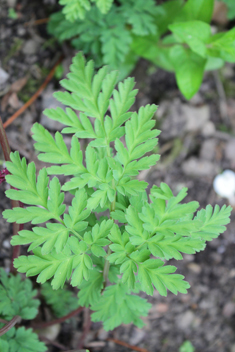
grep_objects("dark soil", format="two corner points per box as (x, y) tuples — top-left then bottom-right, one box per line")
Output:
(1, 1), (235, 352)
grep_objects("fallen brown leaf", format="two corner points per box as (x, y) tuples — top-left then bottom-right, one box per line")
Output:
(10, 76), (28, 93)
(8, 92), (21, 109)
(1, 76), (28, 111)
(1, 92), (12, 111)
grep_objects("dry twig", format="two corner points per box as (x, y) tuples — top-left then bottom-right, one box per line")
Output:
(0, 316), (21, 337)
(24, 18), (49, 26)
(32, 307), (84, 329)
(107, 338), (150, 352)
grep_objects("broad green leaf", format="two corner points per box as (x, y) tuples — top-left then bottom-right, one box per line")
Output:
(209, 28), (235, 62)
(174, 0), (214, 23)
(205, 57), (224, 71)
(169, 21), (211, 58)
(131, 34), (175, 72)
(155, 0), (184, 35)
(170, 45), (206, 99)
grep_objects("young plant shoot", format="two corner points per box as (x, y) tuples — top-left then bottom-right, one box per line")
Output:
(3, 53), (232, 331)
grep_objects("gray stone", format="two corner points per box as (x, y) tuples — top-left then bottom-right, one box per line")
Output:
(177, 310), (195, 330)
(200, 139), (216, 161)
(222, 64), (234, 79)
(22, 40), (39, 55)
(40, 85), (65, 130)
(199, 299), (214, 310)
(225, 138), (235, 163)
(183, 104), (210, 132)
(2, 240), (10, 249)
(160, 99), (187, 140)
(39, 324), (60, 340)
(160, 100), (210, 140)
(201, 121), (216, 137)
(7, 0), (17, 6)
(189, 92), (204, 105)
(231, 344), (235, 352)
(182, 157), (219, 177)
(1, 28), (12, 40)
(223, 302), (235, 318)
(97, 328), (109, 340)
(17, 26), (26, 36)
(129, 327), (146, 345)
(187, 262), (202, 274)
(184, 254), (194, 262)
(0, 68), (9, 87)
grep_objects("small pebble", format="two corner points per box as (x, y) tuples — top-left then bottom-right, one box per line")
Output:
(22, 39), (39, 55)
(0, 68), (9, 86)
(223, 302), (235, 318)
(177, 310), (195, 330)
(187, 263), (202, 274)
(129, 327), (146, 345)
(3, 240), (11, 249)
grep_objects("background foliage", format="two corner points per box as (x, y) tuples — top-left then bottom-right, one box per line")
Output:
(48, 0), (235, 99)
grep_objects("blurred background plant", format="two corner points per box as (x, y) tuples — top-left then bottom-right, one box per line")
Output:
(48, 0), (235, 99)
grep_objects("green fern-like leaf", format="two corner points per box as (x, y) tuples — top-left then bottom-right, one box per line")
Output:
(91, 283), (151, 331)
(14, 240), (93, 289)
(0, 326), (46, 352)
(41, 282), (78, 317)
(78, 270), (104, 306)
(0, 269), (39, 320)
(59, 0), (113, 21)
(120, 0), (158, 36)
(60, 0), (91, 21)
(3, 52), (232, 332)
(191, 204), (232, 241)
